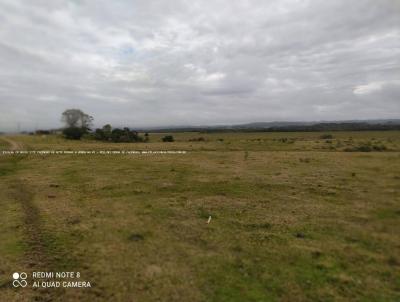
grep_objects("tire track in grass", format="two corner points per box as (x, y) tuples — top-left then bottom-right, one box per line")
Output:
(0, 139), (56, 299)
(11, 180), (65, 301)
(9, 170), (100, 300)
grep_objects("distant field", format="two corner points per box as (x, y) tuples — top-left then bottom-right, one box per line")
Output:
(0, 131), (399, 301)
(6, 130), (400, 152)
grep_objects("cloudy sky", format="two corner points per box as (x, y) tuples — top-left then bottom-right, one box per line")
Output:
(0, 0), (399, 131)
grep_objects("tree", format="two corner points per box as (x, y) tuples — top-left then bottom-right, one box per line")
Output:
(102, 124), (112, 140)
(61, 109), (93, 140)
(62, 109), (93, 130)
(94, 128), (105, 140)
(111, 128), (125, 142)
(62, 127), (86, 140)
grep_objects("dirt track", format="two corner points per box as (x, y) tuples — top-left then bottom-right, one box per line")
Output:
(1, 137), (61, 300)
(11, 181), (61, 301)
(1, 136), (24, 150)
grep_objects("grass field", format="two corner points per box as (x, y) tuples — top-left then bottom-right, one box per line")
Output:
(0, 131), (399, 301)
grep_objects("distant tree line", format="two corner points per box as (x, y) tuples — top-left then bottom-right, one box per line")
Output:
(141, 122), (400, 133)
(263, 123), (400, 132)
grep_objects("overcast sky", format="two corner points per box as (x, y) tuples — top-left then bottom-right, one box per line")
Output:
(0, 0), (399, 131)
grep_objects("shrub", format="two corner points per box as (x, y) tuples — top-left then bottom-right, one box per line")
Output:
(162, 135), (174, 142)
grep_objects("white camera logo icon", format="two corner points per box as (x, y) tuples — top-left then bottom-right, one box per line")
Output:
(12, 272), (27, 288)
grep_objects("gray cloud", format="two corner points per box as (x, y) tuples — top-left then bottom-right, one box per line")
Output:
(0, 0), (399, 131)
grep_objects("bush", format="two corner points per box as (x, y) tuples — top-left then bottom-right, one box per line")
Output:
(62, 127), (87, 140)
(162, 135), (174, 142)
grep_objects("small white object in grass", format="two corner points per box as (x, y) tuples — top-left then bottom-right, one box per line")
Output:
(207, 216), (212, 224)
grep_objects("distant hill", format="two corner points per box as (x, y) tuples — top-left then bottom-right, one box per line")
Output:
(138, 119), (400, 133)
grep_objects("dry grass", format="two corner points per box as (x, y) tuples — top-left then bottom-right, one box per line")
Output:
(0, 131), (399, 301)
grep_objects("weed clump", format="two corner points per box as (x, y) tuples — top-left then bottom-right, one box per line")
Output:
(295, 232), (306, 239)
(128, 233), (144, 242)
(344, 143), (387, 152)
